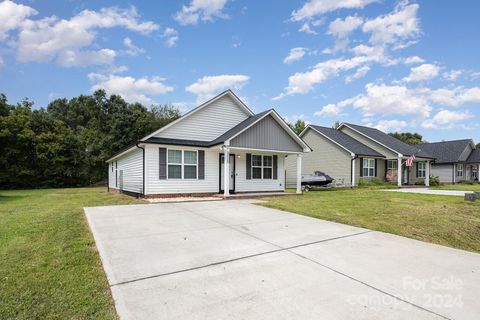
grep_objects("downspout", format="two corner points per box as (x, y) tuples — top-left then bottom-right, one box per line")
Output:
(136, 142), (145, 197)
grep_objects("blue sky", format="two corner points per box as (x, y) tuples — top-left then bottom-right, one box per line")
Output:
(1, 0), (479, 142)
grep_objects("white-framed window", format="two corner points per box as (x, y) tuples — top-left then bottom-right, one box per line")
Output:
(417, 162), (426, 178)
(252, 155), (273, 179)
(387, 160), (397, 170)
(362, 158), (375, 177)
(472, 166), (478, 179)
(456, 164), (463, 177)
(167, 149), (197, 179)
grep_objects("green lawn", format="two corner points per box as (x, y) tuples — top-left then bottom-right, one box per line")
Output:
(0, 187), (144, 320)
(261, 188), (480, 253)
(432, 184), (480, 191)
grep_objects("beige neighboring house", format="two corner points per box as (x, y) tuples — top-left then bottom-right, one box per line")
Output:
(286, 123), (435, 187)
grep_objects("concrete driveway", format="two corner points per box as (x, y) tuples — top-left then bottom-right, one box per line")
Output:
(85, 200), (480, 320)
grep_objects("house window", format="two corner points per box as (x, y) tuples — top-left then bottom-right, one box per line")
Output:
(387, 160), (397, 170)
(457, 164), (464, 177)
(183, 151), (197, 179)
(418, 162), (426, 178)
(472, 166), (478, 179)
(111, 163), (114, 172)
(167, 150), (182, 179)
(362, 158), (375, 177)
(252, 155), (273, 179)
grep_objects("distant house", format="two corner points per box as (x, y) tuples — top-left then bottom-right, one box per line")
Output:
(416, 140), (479, 183)
(106, 90), (311, 197)
(286, 123), (435, 187)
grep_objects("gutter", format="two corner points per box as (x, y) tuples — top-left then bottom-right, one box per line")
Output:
(135, 142), (145, 197)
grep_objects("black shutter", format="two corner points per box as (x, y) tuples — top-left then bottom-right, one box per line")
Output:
(115, 161), (118, 187)
(198, 150), (205, 180)
(374, 159), (378, 177)
(359, 157), (364, 177)
(416, 162), (419, 178)
(159, 148), (167, 179)
(273, 155), (278, 179)
(385, 160), (388, 175)
(246, 153), (252, 180)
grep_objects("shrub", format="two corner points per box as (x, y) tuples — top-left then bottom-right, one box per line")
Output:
(358, 178), (366, 187)
(414, 180), (425, 185)
(429, 175), (440, 186)
(458, 180), (474, 185)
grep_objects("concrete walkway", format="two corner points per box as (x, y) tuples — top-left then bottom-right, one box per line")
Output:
(383, 188), (474, 196)
(85, 200), (480, 320)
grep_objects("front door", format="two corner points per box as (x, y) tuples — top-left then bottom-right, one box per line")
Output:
(220, 154), (235, 193)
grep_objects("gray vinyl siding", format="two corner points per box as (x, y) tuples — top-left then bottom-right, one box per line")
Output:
(340, 126), (397, 158)
(356, 157), (385, 183)
(285, 129), (352, 187)
(114, 148), (143, 194)
(230, 115), (303, 152)
(108, 162), (115, 188)
(155, 95), (250, 141)
(431, 164), (454, 183)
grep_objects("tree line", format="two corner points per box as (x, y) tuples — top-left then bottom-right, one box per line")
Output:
(0, 90), (180, 189)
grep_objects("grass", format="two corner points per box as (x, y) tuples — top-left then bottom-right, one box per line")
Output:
(261, 188), (480, 253)
(432, 184), (480, 191)
(0, 187), (144, 320)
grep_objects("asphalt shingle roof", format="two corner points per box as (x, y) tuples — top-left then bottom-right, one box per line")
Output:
(466, 148), (480, 164)
(416, 140), (473, 164)
(309, 125), (384, 157)
(343, 123), (434, 158)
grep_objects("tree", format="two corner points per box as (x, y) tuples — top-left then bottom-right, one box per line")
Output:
(388, 132), (425, 145)
(289, 119), (306, 135)
(476, 143), (480, 149)
(0, 91), (181, 188)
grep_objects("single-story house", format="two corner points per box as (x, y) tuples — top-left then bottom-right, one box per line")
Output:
(107, 90), (311, 197)
(286, 123), (435, 187)
(416, 140), (479, 183)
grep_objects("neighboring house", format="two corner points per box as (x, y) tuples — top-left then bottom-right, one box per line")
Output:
(286, 123), (435, 187)
(416, 140), (479, 183)
(107, 90), (311, 197)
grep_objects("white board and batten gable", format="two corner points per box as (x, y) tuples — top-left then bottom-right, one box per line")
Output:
(147, 90), (253, 142)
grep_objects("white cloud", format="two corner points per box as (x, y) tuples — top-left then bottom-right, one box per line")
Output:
(422, 110), (473, 129)
(291, 0), (377, 21)
(345, 65), (370, 83)
(0, 56), (3, 69)
(284, 47), (308, 64)
(122, 37), (145, 56)
(174, 0), (228, 26)
(0, 0), (37, 41)
(16, 6), (158, 67)
(161, 27), (179, 47)
(314, 104), (342, 117)
(403, 63), (440, 82)
(404, 55), (424, 64)
(362, 2), (420, 45)
(327, 15), (363, 38)
(186, 74), (249, 103)
(89, 73), (173, 105)
(298, 22), (317, 34)
(442, 69), (463, 81)
(371, 119), (407, 132)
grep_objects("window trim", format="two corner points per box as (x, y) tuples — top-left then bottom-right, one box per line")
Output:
(167, 149), (198, 180)
(362, 158), (375, 177)
(251, 154), (274, 180)
(456, 163), (464, 177)
(417, 162), (426, 178)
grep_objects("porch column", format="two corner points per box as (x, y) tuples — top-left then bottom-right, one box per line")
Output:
(397, 156), (402, 187)
(425, 160), (430, 187)
(351, 156), (356, 187)
(296, 154), (302, 194)
(223, 147), (230, 196)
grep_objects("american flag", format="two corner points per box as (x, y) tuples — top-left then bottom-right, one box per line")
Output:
(405, 154), (415, 167)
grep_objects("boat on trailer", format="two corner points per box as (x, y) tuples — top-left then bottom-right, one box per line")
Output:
(301, 171), (334, 191)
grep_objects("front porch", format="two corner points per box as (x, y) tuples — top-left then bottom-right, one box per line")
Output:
(384, 157), (432, 187)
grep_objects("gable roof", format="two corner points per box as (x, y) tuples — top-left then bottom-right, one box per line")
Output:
(416, 139), (474, 164)
(467, 149), (480, 164)
(108, 108), (310, 162)
(141, 90), (254, 141)
(306, 125), (384, 157)
(340, 123), (434, 158)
